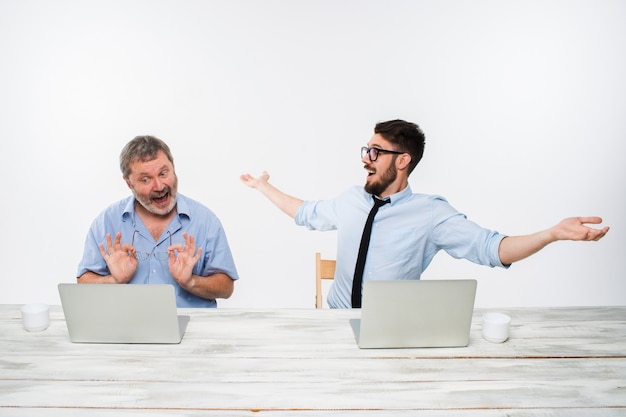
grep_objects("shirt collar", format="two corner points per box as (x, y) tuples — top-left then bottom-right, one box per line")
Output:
(366, 184), (412, 206)
(387, 184), (413, 206)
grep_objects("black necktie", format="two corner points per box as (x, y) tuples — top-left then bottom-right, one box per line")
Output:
(352, 196), (390, 308)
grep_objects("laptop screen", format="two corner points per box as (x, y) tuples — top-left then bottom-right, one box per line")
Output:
(58, 283), (189, 344)
(355, 279), (477, 348)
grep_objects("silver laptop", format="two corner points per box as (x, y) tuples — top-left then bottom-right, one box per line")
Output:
(351, 279), (477, 349)
(58, 283), (189, 344)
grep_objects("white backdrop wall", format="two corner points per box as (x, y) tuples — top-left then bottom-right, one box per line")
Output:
(1, 0), (624, 308)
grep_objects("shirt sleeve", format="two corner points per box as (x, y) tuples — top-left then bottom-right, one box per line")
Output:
(196, 216), (240, 281)
(295, 199), (339, 231)
(76, 219), (110, 278)
(430, 197), (508, 269)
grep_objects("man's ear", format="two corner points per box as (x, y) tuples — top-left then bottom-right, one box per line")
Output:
(124, 176), (132, 189)
(396, 153), (412, 171)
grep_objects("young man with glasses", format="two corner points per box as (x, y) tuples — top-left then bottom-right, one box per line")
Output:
(240, 119), (609, 309)
(77, 136), (239, 307)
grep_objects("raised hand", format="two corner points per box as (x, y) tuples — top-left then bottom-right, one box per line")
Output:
(168, 232), (202, 288)
(551, 217), (610, 242)
(97, 232), (138, 283)
(240, 171), (270, 189)
(239, 170), (304, 218)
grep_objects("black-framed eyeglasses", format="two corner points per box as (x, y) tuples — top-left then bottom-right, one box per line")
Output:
(361, 146), (405, 162)
(131, 230), (172, 262)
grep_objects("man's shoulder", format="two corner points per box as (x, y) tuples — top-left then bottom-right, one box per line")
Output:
(87, 196), (134, 229)
(408, 192), (449, 203)
(392, 186), (450, 206)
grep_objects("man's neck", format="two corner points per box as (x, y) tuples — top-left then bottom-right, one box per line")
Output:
(134, 201), (177, 241)
(378, 179), (409, 199)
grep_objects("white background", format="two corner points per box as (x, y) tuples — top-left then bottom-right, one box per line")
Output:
(1, 0), (624, 308)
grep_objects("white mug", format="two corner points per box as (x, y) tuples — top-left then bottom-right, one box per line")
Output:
(482, 312), (511, 343)
(21, 303), (50, 332)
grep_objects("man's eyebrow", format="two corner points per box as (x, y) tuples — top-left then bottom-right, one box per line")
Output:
(135, 164), (170, 176)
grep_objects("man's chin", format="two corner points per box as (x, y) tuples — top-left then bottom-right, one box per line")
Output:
(141, 199), (177, 216)
(364, 183), (380, 196)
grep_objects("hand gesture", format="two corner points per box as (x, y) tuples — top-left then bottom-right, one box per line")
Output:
(239, 170), (303, 218)
(240, 171), (270, 189)
(168, 232), (202, 288)
(98, 232), (138, 283)
(552, 217), (610, 241)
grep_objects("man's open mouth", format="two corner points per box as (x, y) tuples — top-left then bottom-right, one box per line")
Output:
(153, 193), (169, 205)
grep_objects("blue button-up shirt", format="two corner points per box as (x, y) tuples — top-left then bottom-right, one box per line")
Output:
(77, 194), (239, 307)
(295, 185), (507, 308)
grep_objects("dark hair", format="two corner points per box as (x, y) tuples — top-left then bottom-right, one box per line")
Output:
(119, 135), (174, 178)
(374, 119), (425, 175)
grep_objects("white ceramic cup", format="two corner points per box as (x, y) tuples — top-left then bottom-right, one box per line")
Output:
(482, 312), (511, 343)
(21, 303), (50, 332)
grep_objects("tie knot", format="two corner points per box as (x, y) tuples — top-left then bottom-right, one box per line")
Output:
(374, 197), (390, 208)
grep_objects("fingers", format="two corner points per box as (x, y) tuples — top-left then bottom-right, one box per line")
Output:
(591, 226), (610, 241)
(104, 232), (123, 251)
(240, 171), (270, 187)
(195, 247), (203, 261)
(98, 243), (108, 259)
(167, 233), (202, 285)
(100, 232), (206, 265)
(101, 232), (135, 261)
(556, 217), (610, 242)
(105, 233), (113, 251)
(576, 222), (609, 242)
(120, 243), (136, 257)
(183, 232), (195, 247)
(240, 173), (257, 186)
(113, 231), (122, 246)
(577, 216), (603, 225)
(576, 217), (609, 241)
(168, 232), (201, 257)
(101, 234), (115, 260)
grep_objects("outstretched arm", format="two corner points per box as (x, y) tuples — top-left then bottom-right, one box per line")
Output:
(498, 216), (610, 265)
(240, 171), (304, 219)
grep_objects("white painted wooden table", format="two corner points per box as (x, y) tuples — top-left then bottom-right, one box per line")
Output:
(1, 305), (625, 416)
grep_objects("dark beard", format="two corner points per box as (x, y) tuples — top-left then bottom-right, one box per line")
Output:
(364, 162), (397, 196)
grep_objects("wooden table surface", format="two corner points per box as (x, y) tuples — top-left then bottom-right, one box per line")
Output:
(1, 305), (625, 416)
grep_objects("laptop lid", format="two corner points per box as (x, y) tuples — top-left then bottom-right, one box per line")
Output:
(352, 279), (477, 349)
(58, 283), (189, 344)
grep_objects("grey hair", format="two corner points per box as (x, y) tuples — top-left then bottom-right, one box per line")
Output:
(119, 135), (174, 178)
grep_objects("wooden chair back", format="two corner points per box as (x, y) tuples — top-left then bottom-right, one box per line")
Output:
(315, 252), (336, 308)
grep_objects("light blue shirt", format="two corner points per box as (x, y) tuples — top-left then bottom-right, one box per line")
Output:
(295, 185), (507, 309)
(77, 194), (239, 308)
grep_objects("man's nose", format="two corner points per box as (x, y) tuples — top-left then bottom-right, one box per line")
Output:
(153, 177), (166, 190)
